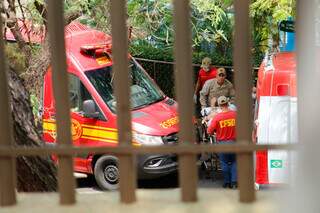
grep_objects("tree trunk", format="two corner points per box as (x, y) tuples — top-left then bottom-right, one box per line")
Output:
(8, 67), (57, 192)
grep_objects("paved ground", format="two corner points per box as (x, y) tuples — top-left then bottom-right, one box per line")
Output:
(3, 165), (285, 213)
(1, 189), (281, 213)
(76, 167), (225, 194)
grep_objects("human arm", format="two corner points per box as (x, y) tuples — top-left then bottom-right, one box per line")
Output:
(207, 116), (217, 135)
(199, 80), (211, 109)
(228, 82), (236, 103)
(193, 78), (200, 103)
(206, 110), (218, 121)
(252, 119), (258, 143)
(194, 77), (201, 96)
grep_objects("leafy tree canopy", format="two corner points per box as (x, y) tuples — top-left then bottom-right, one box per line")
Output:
(250, 0), (295, 53)
(23, 0), (296, 66)
(127, 0), (232, 49)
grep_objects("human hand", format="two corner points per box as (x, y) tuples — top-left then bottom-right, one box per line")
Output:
(193, 94), (197, 103)
(201, 107), (208, 116)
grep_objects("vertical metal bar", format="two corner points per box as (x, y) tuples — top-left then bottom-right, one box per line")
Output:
(47, 0), (75, 205)
(0, 14), (16, 207)
(294, 0), (319, 211)
(178, 154), (197, 201)
(118, 154), (136, 202)
(233, 0), (255, 202)
(110, 0), (136, 203)
(172, 0), (197, 202)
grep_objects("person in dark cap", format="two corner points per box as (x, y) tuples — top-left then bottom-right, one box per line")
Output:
(199, 68), (235, 112)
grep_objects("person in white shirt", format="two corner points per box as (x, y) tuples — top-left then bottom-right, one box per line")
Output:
(202, 96), (236, 126)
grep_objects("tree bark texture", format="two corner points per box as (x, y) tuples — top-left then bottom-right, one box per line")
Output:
(8, 67), (57, 192)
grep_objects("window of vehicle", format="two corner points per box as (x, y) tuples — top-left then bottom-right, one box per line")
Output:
(68, 74), (104, 120)
(85, 59), (165, 112)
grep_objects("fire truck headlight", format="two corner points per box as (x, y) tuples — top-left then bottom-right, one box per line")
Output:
(133, 133), (163, 146)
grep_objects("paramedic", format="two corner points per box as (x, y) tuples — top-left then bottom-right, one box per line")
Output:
(203, 96), (237, 126)
(207, 96), (237, 189)
(194, 57), (217, 103)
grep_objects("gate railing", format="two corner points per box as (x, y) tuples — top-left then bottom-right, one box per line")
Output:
(0, 0), (298, 207)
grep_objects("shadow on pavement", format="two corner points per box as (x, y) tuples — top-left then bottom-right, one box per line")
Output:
(75, 167), (225, 191)
(138, 172), (179, 189)
(76, 175), (100, 191)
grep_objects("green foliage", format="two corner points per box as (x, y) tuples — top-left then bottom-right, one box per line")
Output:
(5, 43), (40, 119)
(127, 0), (232, 52)
(22, 0), (295, 97)
(5, 43), (27, 75)
(25, 0), (42, 21)
(128, 1), (235, 66)
(130, 40), (232, 65)
(59, 0), (294, 67)
(250, 0), (295, 53)
(191, 0), (229, 46)
(130, 40), (174, 61)
(128, 0), (173, 46)
(30, 93), (40, 119)
(65, 0), (111, 32)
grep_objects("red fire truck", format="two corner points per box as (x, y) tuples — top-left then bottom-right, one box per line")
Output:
(41, 22), (179, 190)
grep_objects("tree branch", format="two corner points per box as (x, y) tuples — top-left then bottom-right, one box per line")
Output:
(65, 11), (82, 25)
(4, 0), (32, 64)
(34, 0), (48, 27)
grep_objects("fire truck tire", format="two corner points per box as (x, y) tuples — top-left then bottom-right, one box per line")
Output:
(94, 155), (119, 191)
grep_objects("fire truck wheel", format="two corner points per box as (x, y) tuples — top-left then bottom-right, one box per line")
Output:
(94, 155), (119, 191)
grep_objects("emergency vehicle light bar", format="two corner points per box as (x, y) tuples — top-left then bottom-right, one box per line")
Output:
(80, 43), (112, 56)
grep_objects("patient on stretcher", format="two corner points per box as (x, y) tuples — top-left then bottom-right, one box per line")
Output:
(201, 97), (236, 126)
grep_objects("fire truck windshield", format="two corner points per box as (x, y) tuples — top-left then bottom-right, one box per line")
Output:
(85, 59), (165, 112)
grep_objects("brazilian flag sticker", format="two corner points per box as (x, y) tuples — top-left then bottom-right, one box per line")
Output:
(271, 160), (283, 168)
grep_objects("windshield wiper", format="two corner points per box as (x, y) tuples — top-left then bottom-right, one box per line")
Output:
(132, 96), (165, 110)
(148, 97), (165, 106)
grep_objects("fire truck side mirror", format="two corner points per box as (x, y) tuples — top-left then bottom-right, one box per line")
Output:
(83, 100), (100, 119)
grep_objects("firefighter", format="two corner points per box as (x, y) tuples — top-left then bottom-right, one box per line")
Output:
(207, 96), (237, 189)
(194, 57), (217, 104)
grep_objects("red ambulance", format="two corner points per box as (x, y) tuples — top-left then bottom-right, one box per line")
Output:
(254, 51), (297, 188)
(253, 20), (298, 188)
(42, 22), (179, 190)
